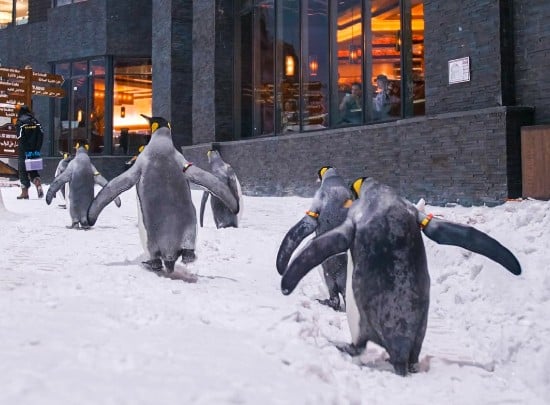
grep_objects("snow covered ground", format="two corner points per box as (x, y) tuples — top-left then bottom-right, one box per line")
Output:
(0, 183), (549, 405)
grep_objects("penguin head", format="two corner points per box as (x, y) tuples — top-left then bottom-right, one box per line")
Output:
(74, 140), (90, 153)
(317, 165), (333, 182)
(207, 149), (221, 162)
(350, 177), (367, 199)
(140, 114), (171, 133)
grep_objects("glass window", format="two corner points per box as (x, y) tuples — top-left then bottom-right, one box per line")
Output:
(302, 1), (329, 131)
(412, 0), (425, 116)
(0, 1), (13, 29)
(113, 58), (152, 155)
(337, 0), (363, 126)
(53, 0), (87, 6)
(53, 61), (91, 155)
(369, 0), (401, 122)
(236, 0), (425, 138)
(15, 0), (28, 26)
(277, 0), (299, 134)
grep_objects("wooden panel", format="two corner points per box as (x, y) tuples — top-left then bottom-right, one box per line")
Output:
(521, 125), (550, 199)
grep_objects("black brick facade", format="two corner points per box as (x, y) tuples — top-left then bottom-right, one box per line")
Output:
(183, 106), (533, 206)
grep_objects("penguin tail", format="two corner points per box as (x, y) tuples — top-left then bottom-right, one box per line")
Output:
(420, 214), (521, 276)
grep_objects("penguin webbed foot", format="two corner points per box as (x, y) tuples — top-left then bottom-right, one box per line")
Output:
(317, 297), (344, 312)
(142, 258), (163, 271)
(181, 249), (196, 264)
(164, 260), (176, 273)
(408, 362), (420, 373)
(66, 222), (79, 229)
(392, 362), (409, 377)
(335, 342), (364, 357)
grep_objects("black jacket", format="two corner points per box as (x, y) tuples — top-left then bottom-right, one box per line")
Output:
(17, 112), (44, 157)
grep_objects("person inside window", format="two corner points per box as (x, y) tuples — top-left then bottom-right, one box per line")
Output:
(16, 105), (44, 200)
(282, 99), (298, 132)
(339, 82), (362, 124)
(373, 74), (392, 121)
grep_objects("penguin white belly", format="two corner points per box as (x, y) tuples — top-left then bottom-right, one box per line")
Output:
(236, 178), (244, 225)
(136, 194), (148, 253)
(64, 183), (70, 209)
(345, 251), (361, 345)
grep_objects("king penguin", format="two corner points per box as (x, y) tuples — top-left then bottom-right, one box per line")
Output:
(46, 142), (121, 229)
(87, 115), (239, 273)
(276, 166), (353, 310)
(53, 152), (73, 208)
(199, 148), (243, 228)
(280, 177), (521, 376)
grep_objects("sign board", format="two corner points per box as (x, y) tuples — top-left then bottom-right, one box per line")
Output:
(31, 84), (65, 98)
(0, 127), (18, 158)
(0, 66), (66, 107)
(32, 71), (64, 85)
(0, 81), (26, 93)
(448, 57), (470, 84)
(0, 106), (17, 118)
(0, 94), (27, 104)
(0, 67), (25, 81)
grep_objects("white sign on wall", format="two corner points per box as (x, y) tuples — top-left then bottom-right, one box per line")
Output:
(448, 57), (470, 84)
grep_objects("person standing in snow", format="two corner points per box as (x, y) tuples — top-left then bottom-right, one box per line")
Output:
(16, 105), (44, 200)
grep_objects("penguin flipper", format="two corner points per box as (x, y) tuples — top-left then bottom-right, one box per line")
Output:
(199, 191), (209, 227)
(184, 165), (239, 214)
(276, 215), (318, 275)
(421, 216), (521, 276)
(87, 165), (141, 226)
(281, 220), (354, 295)
(91, 170), (122, 208)
(46, 168), (72, 205)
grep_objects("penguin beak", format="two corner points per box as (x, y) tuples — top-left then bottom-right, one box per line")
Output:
(140, 114), (152, 122)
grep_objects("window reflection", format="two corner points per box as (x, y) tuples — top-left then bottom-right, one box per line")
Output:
(301, 0), (329, 131)
(54, 0), (88, 6)
(337, 0), (363, 126)
(237, 0), (425, 138)
(278, 0), (299, 133)
(412, 0), (425, 116)
(113, 58), (152, 155)
(369, 0), (401, 121)
(53, 58), (152, 156)
(15, 0), (28, 26)
(0, 1), (13, 29)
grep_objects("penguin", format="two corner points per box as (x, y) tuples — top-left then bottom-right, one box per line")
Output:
(199, 148), (243, 228)
(276, 166), (353, 310)
(53, 152), (73, 208)
(46, 142), (121, 229)
(87, 115), (239, 273)
(280, 177), (521, 376)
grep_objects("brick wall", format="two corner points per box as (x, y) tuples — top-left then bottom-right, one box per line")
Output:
(182, 106), (533, 206)
(424, 0), (504, 115)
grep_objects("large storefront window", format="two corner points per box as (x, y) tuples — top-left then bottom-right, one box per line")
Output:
(53, 59), (105, 155)
(236, 0), (424, 138)
(0, 0), (28, 28)
(53, 57), (151, 156)
(337, 0), (363, 126)
(113, 58), (152, 155)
